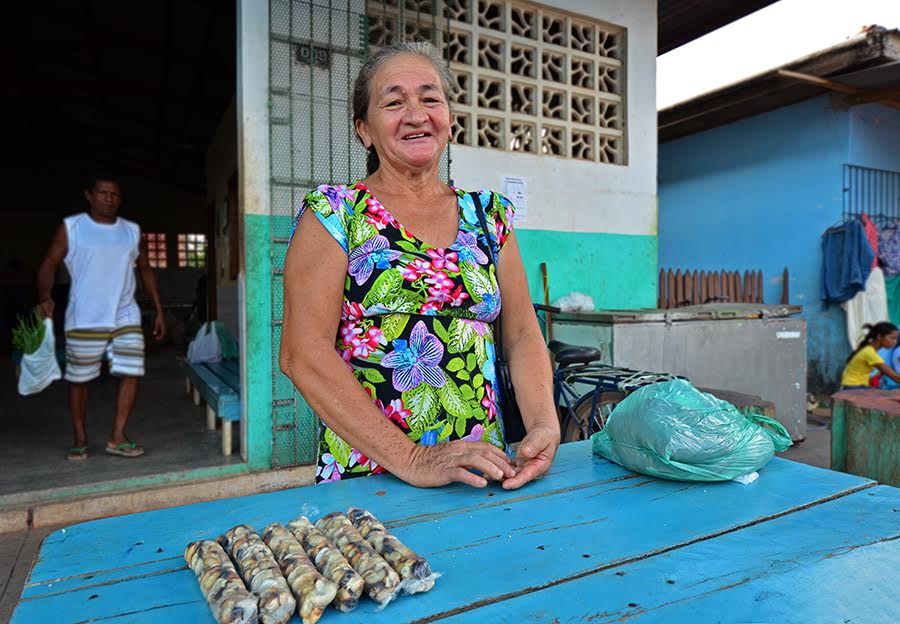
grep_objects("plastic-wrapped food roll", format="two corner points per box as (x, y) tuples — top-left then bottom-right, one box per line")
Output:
(184, 540), (259, 624)
(315, 512), (401, 605)
(287, 516), (364, 613)
(347, 507), (435, 593)
(219, 524), (296, 624)
(261, 523), (337, 624)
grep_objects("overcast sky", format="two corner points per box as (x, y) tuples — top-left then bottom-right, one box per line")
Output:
(657, 0), (900, 109)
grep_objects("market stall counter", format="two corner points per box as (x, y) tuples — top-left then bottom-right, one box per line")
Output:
(11, 441), (899, 623)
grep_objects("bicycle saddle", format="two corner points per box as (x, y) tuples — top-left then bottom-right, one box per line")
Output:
(548, 340), (582, 353)
(548, 341), (603, 367)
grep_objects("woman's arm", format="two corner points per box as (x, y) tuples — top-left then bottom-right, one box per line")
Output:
(495, 231), (560, 490)
(874, 362), (900, 383)
(279, 211), (514, 488)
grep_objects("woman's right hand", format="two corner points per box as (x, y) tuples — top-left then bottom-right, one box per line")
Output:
(401, 441), (517, 488)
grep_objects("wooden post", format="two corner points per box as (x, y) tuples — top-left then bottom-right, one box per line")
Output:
(658, 268), (666, 309)
(732, 272), (741, 303)
(674, 269), (683, 308)
(184, 378), (191, 396)
(757, 270), (764, 303)
(700, 271), (707, 303)
(781, 267), (790, 304)
(541, 262), (553, 342)
(831, 401), (846, 472)
(667, 269), (675, 309)
(692, 270), (701, 305)
(222, 421), (233, 456)
(206, 405), (216, 430)
(193, 388), (201, 406)
(683, 271), (694, 305)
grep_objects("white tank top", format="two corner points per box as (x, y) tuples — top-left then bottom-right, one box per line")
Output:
(63, 213), (141, 330)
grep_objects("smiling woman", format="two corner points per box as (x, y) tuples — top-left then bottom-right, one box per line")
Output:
(278, 42), (560, 491)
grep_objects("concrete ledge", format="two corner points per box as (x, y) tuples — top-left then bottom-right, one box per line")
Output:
(0, 508), (30, 535)
(0, 465), (315, 533)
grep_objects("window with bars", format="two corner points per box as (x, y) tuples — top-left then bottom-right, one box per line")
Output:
(177, 233), (207, 269)
(141, 232), (168, 269)
(366, 0), (627, 165)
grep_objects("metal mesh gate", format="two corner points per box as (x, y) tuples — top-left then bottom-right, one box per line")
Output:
(267, 0), (449, 467)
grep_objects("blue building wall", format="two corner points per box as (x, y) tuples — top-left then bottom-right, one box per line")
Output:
(658, 96), (852, 391)
(848, 103), (900, 171)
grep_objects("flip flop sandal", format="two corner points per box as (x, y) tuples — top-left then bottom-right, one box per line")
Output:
(105, 442), (145, 458)
(68, 446), (89, 461)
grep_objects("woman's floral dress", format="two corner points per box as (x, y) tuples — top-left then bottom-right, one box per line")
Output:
(294, 181), (516, 484)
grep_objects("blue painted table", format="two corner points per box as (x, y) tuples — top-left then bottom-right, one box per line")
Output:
(12, 442), (900, 623)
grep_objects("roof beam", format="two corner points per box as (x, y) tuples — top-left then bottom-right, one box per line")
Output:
(776, 69), (900, 110)
(844, 83), (900, 107)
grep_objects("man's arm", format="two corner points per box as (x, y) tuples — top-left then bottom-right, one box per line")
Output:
(36, 224), (68, 318)
(136, 237), (166, 340)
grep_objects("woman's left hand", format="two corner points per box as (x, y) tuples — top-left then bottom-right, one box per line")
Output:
(502, 424), (560, 490)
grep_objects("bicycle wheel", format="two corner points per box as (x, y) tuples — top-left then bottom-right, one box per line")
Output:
(563, 391), (625, 442)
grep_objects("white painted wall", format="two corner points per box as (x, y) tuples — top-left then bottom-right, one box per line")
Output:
(451, 0), (658, 238)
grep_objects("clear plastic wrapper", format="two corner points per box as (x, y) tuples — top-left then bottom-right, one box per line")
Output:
(261, 523), (337, 624)
(219, 524), (296, 624)
(347, 507), (437, 594)
(315, 512), (401, 605)
(287, 515), (364, 612)
(184, 540), (259, 624)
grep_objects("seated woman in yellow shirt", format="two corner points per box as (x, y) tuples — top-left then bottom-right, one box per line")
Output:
(841, 322), (900, 389)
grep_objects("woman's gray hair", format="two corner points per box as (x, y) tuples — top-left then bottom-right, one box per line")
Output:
(352, 41), (453, 175)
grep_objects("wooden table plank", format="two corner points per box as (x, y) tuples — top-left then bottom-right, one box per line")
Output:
(438, 485), (900, 624)
(13, 443), (877, 623)
(23, 443), (628, 584)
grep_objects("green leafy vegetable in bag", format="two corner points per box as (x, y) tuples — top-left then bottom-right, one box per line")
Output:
(592, 378), (792, 482)
(12, 310), (46, 355)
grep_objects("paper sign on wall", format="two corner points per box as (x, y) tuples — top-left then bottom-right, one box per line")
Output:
(500, 175), (528, 225)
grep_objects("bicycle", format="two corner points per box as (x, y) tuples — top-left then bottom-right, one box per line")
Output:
(534, 304), (683, 442)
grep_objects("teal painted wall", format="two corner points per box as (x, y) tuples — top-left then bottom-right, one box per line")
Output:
(517, 229), (658, 309)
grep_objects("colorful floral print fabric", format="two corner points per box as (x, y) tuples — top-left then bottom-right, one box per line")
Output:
(293, 182), (515, 483)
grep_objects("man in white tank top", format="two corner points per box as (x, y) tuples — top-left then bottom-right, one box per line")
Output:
(36, 175), (166, 460)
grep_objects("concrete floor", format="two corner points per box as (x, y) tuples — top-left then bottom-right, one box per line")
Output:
(775, 413), (832, 469)
(0, 347), (240, 505)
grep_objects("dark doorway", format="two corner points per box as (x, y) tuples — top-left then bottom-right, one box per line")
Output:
(0, 1), (241, 503)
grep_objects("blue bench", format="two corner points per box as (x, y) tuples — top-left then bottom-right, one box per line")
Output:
(178, 358), (240, 456)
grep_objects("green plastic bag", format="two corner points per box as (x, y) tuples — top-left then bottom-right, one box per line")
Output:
(591, 379), (792, 482)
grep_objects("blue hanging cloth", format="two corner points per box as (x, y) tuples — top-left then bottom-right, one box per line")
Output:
(821, 219), (875, 303)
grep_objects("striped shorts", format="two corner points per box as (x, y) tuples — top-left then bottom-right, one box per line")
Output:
(65, 326), (145, 383)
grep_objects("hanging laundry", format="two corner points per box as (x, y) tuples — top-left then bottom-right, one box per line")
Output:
(878, 222), (900, 276)
(885, 274), (900, 326)
(860, 214), (879, 269)
(843, 266), (888, 349)
(821, 219), (875, 303)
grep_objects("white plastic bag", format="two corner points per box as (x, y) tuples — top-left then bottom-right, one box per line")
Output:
(18, 319), (62, 396)
(187, 322), (223, 364)
(552, 292), (596, 312)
